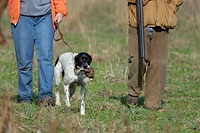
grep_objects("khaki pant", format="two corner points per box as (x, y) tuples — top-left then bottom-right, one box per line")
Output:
(127, 26), (169, 108)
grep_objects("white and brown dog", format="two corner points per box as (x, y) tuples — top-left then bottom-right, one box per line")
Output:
(54, 52), (94, 115)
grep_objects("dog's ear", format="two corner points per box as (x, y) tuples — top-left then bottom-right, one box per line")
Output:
(74, 54), (81, 68)
(86, 53), (92, 65)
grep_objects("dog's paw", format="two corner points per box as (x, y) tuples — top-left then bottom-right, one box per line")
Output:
(55, 101), (61, 107)
(81, 113), (85, 115)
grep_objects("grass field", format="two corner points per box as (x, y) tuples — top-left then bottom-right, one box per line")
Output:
(0, 0), (200, 132)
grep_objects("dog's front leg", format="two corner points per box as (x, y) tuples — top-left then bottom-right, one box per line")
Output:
(80, 84), (86, 115)
(64, 84), (71, 112)
(55, 85), (61, 107)
(54, 62), (62, 107)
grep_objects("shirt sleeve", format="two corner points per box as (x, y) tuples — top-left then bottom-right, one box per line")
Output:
(53, 0), (67, 16)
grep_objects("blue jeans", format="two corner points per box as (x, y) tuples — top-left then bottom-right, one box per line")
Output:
(11, 12), (54, 102)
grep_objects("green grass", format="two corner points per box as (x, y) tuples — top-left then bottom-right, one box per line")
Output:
(0, 0), (200, 132)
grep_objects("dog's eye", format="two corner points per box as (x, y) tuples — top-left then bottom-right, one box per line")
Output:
(81, 57), (88, 62)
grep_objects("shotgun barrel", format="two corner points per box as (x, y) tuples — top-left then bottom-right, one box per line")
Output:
(137, 0), (145, 86)
(137, 0), (145, 58)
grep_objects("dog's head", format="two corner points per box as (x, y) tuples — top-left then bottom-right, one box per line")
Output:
(75, 52), (92, 69)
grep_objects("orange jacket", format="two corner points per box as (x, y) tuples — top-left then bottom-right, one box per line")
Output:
(8, 0), (67, 30)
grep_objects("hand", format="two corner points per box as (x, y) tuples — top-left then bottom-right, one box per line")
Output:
(54, 13), (64, 24)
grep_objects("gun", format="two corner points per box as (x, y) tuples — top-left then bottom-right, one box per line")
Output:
(137, 0), (145, 86)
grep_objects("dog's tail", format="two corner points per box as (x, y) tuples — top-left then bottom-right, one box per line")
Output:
(54, 56), (60, 66)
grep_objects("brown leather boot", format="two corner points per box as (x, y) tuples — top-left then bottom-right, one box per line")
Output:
(38, 96), (55, 107)
(126, 94), (138, 107)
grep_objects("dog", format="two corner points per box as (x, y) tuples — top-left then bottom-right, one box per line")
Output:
(54, 52), (94, 115)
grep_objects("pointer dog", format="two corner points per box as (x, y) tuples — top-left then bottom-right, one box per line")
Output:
(54, 52), (94, 115)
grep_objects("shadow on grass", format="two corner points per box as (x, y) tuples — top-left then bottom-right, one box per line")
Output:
(10, 95), (18, 103)
(109, 95), (145, 108)
(9, 92), (40, 105)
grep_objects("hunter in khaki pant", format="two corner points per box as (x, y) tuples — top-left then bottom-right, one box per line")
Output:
(126, 0), (183, 110)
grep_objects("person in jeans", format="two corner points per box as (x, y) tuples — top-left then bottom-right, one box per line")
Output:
(8, 0), (67, 106)
(126, 0), (183, 110)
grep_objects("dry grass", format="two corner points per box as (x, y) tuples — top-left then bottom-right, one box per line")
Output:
(0, 91), (17, 133)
